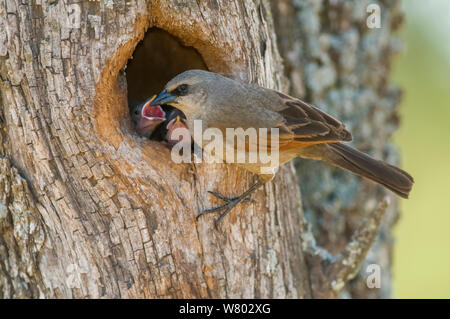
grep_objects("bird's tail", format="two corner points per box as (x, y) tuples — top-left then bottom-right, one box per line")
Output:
(301, 143), (414, 198)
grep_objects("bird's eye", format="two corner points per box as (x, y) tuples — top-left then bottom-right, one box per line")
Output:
(174, 84), (188, 96)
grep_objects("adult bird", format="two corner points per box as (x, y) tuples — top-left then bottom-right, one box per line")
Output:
(150, 70), (414, 223)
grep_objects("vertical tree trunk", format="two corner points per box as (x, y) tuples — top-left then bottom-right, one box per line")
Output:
(272, 0), (404, 298)
(0, 0), (310, 299)
(0, 0), (403, 298)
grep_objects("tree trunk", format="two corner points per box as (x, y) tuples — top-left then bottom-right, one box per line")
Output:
(0, 0), (402, 298)
(271, 0), (404, 298)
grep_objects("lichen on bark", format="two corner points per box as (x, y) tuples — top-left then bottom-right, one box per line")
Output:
(272, 0), (404, 298)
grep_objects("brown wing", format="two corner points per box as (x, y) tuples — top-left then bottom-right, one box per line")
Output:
(273, 92), (352, 150)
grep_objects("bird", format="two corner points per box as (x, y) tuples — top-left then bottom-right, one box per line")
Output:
(133, 96), (190, 145)
(150, 70), (414, 223)
(165, 114), (191, 145)
(159, 107), (191, 145)
(131, 96), (166, 138)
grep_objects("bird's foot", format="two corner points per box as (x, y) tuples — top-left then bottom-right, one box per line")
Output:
(207, 191), (254, 204)
(196, 180), (264, 226)
(197, 191), (254, 226)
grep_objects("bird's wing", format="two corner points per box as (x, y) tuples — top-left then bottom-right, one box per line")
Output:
(271, 91), (352, 150)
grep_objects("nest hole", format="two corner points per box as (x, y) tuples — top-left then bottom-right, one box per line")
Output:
(126, 28), (208, 120)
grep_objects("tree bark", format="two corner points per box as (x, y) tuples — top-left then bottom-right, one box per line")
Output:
(0, 0), (402, 298)
(271, 0), (404, 298)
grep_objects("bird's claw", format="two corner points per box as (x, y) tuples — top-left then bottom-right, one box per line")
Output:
(196, 191), (254, 226)
(207, 190), (254, 204)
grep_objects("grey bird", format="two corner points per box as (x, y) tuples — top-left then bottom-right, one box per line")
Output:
(151, 70), (414, 223)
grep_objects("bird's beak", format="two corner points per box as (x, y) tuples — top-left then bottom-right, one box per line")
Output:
(141, 97), (166, 121)
(166, 116), (191, 145)
(150, 89), (176, 106)
(167, 115), (183, 127)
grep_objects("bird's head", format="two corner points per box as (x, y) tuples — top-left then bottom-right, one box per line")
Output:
(165, 115), (191, 145)
(133, 97), (166, 138)
(150, 70), (222, 117)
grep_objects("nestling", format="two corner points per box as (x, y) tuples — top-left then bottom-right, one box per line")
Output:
(133, 96), (190, 145)
(131, 97), (166, 138)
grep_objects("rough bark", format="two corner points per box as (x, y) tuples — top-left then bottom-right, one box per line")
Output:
(0, 0), (311, 299)
(271, 0), (404, 298)
(0, 0), (402, 299)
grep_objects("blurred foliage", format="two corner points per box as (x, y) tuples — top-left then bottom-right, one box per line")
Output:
(392, 0), (450, 298)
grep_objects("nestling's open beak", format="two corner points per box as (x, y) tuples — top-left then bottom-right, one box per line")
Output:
(141, 96), (166, 120)
(150, 89), (175, 106)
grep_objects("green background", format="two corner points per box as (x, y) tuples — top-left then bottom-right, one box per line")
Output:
(392, 0), (450, 298)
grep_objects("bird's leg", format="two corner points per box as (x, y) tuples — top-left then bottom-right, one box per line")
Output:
(207, 191), (254, 204)
(197, 179), (264, 225)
